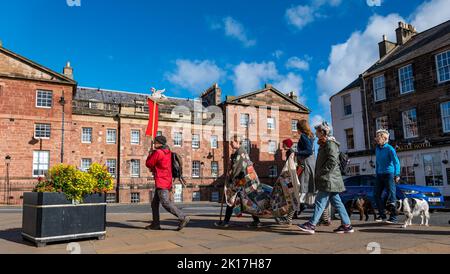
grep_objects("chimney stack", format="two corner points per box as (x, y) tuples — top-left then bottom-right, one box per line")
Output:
(201, 83), (222, 107)
(265, 83), (273, 89)
(0, 40), (2, 47)
(63, 61), (73, 79)
(287, 91), (298, 102)
(378, 34), (396, 59)
(396, 21), (417, 46)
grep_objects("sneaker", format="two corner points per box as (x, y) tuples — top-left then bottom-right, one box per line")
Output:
(386, 218), (398, 224)
(248, 221), (263, 228)
(145, 224), (161, 230)
(177, 216), (191, 231)
(214, 221), (230, 228)
(298, 222), (316, 234)
(334, 225), (355, 234)
(375, 216), (387, 222)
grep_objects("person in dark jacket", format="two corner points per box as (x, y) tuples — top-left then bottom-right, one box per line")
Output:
(298, 122), (354, 234)
(374, 129), (401, 224)
(145, 135), (190, 231)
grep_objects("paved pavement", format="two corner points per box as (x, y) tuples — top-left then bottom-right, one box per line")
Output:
(1, 204), (450, 254)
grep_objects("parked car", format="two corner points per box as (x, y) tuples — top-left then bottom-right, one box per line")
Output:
(341, 175), (445, 212)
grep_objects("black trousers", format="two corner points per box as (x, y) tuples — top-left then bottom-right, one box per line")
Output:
(223, 205), (260, 223)
(151, 189), (186, 225)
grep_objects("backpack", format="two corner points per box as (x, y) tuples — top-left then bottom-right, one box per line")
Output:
(339, 152), (349, 175)
(171, 152), (185, 184)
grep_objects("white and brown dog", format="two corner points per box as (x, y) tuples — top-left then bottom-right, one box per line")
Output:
(396, 198), (430, 228)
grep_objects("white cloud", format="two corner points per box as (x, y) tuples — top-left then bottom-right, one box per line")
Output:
(166, 59), (225, 91)
(212, 17), (256, 47)
(366, 0), (382, 7)
(272, 50), (284, 59)
(286, 56), (310, 71)
(285, 0), (343, 30)
(311, 114), (326, 128)
(410, 0), (450, 31)
(232, 61), (305, 103)
(316, 13), (403, 108)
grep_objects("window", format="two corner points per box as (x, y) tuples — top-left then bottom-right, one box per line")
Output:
(291, 120), (298, 131)
(131, 193), (140, 203)
(34, 124), (51, 139)
(436, 50), (450, 83)
(346, 165), (360, 176)
(399, 64), (415, 94)
(106, 193), (116, 204)
(441, 102), (450, 133)
(192, 161), (200, 178)
(32, 151), (49, 177)
(192, 192), (201, 202)
(268, 141), (277, 154)
(267, 117), (276, 130)
(269, 165), (278, 178)
(106, 129), (116, 144)
(82, 128), (93, 143)
(402, 109), (418, 139)
(376, 116), (389, 130)
(423, 153), (443, 186)
(373, 75), (386, 102)
(240, 113), (250, 128)
(192, 134), (200, 149)
(211, 135), (218, 149)
(130, 160), (140, 178)
(345, 128), (355, 150)
(36, 90), (52, 108)
(211, 161), (219, 177)
(242, 139), (251, 154)
(106, 159), (116, 177)
(174, 132), (182, 147)
(81, 158), (92, 172)
(400, 156), (416, 185)
(342, 94), (352, 116)
(211, 192), (220, 202)
(131, 130), (140, 145)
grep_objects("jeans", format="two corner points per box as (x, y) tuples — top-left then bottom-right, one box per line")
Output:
(310, 191), (351, 226)
(224, 205), (260, 223)
(151, 189), (186, 225)
(375, 173), (397, 220)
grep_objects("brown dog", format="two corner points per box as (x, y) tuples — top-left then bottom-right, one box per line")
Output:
(345, 197), (377, 221)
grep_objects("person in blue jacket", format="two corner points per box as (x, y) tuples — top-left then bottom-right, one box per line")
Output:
(374, 129), (401, 224)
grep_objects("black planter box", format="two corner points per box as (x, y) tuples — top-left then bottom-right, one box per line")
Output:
(22, 192), (107, 247)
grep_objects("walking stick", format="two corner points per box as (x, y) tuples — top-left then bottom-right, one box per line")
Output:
(219, 168), (230, 222)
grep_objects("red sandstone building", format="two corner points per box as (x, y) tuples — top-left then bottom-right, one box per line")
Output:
(0, 44), (310, 205)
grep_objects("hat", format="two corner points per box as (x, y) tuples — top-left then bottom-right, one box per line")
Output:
(282, 139), (293, 148)
(154, 136), (167, 145)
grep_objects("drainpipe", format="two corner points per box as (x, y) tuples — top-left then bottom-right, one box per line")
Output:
(116, 103), (122, 203)
(59, 90), (66, 163)
(362, 74), (372, 152)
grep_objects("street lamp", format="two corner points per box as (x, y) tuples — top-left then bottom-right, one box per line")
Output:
(5, 155), (11, 205)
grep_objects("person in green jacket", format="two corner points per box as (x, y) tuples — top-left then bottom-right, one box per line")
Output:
(298, 121), (354, 234)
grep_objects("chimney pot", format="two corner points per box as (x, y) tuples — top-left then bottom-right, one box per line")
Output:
(265, 83), (272, 89)
(63, 61), (74, 79)
(396, 21), (417, 45)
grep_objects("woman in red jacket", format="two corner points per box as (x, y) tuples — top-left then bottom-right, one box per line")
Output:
(145, 136), (190, 231)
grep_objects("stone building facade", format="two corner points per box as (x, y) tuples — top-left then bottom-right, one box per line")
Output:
(0, 44), (310, 204)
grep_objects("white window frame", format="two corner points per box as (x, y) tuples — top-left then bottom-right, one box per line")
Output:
(106, 129), (117, 144)
(192, 161), (200, 178)
(342, 94), (352, 116)
(34, 123), (51, 139)
(399, 64), (415, 94)
(210, 135), (218, 149)
(242, 138), (251, 154)
(130, 159), (140, 178)
(376, 116), (389, 130)
(211, 161), (219, 178)
(267, 117), (276, 130)
(402, 109), (418, 139)
(373, 75), (386, 102)
(35, 90), (53, 108)
(436, 50), (450, 84)
(192, 134), (200, 149)
(80, 158), (92, 172)
(106, 159), (117, 177)
(174, 132), (183, 147)
(81, 127), (93, 144)
(32, 151), (49, 178)
(269, 165), (278, 178)
(345, 128), (355, 150)
(441, 101), (450, 133)
(268, 140), (277, 154)
(240, 113), (250, 128)
(291, 120), (298, 132)
(131, 130), (140, 145)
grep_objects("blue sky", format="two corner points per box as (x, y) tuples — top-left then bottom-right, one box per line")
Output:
(1, 0), (450, 123)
